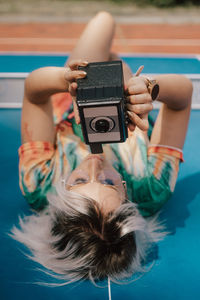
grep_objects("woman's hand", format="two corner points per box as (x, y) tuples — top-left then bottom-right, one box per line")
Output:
(64, 59), (88, 124)
(126, 75), (153, 132)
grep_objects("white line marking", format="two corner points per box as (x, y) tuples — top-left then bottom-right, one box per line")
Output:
(0, 37), (78, 45)
(0, 103), (22, 108)
(1, 73), (200, 79)
(1, 103), (200, 109)
(115, 39), (200, 46)
(145, 74), (200, 79)
(0, 51), (199, 58)
(0, 73), (28, 78)
(1, 37), (200, 46)
(0, 51), (68, 56)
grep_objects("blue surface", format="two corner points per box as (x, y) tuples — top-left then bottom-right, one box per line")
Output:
(1, 109), (200, 300)
(1, 54), (200, 299)
(1, 53), (200, 74)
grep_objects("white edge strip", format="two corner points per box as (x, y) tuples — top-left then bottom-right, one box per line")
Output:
(0, 51), (199, 59)
(1, 104), (200, 110)
(0, 103), (22, 108)
(145, 74), (200, 79)
(1, 103), (200, 110)
(0, 72), (28, 78)
(153, 103), (200, 110)
(0, 73), (200, 109)
(0, 73), (200, 79)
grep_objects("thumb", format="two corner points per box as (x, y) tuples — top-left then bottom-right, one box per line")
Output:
(134, 65), (144, 77)
(69, 82), (78, 97)
(140, 112), (149, 131)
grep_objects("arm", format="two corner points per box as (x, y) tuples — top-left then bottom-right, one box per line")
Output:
(125, 73), (193, 135)
(24, 61), (88, 104)
(153, 74), (193, 110)
(128, 75), (192, 216)
(149, 74), (193, 149)
(21, 61), (87, 144)
(24, 67), (69, 104)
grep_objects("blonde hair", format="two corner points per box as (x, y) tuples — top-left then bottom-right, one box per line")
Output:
(10, 180), (166, 286)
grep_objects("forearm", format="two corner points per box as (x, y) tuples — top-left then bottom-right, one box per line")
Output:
(24, 67), (68, 104)
(153, 74), (193, 110)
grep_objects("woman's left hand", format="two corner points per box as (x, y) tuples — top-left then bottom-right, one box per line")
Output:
(126, 75), (153, 132)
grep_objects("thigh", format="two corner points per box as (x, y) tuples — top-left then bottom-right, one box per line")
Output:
(67, 12), (115, 64)
(150, 102), (191, 149)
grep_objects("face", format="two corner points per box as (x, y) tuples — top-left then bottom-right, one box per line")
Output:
(64, 154), (126, 214)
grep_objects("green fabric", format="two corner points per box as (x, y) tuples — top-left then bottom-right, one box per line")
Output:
(71, 118), (85, 142)
(109, 136), (172, 217)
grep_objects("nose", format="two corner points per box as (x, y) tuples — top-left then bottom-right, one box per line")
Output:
(87, 157), (102, 182)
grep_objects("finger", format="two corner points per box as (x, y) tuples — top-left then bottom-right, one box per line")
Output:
(140, 113), (149, 130)
(72, 95), (80, 124)
(68, 59), (88, 70)
(126, 103), (153, 115)
(68, 82), (78, 97)
(127, 83), (148, 95)
(127, 93), (152, 104)
(65, 70), (87, 83)
(128, 123), (135, 132)
(127, 111), (149, 131)
(126, 76), (148, 95)
(135, 65), (144, 77)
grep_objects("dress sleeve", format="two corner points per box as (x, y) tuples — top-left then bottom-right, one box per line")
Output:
(18, 141), (56, 211)
(133, 146), (183, 217)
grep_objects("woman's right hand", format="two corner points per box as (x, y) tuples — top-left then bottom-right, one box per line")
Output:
(64, 59), (88, 124)
(126, 75), (153, 132)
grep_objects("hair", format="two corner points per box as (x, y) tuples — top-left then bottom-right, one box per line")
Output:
(10, 179), (166, 286)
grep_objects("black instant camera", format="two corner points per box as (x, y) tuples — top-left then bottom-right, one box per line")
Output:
(77, 61), (128, 154)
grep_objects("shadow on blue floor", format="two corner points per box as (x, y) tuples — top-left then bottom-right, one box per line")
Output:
(161, 171), (200, 235)
(1, 108), (200, 300)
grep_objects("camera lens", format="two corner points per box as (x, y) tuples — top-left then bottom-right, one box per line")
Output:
(95, 119), (110, 132)
(90, 117), (115, 133)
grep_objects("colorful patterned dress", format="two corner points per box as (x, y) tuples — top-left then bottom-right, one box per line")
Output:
(18, 92), (183, 217)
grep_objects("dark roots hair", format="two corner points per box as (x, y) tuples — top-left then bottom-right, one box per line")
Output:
(10, 181), (166, 286)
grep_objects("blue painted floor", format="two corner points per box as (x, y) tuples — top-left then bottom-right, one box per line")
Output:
(1, 53), (200, 74)
(1, 54), (200, 300)
(1, 109), (200, 300)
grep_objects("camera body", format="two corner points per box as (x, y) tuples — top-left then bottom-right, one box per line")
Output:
(77, 61), (128, 154)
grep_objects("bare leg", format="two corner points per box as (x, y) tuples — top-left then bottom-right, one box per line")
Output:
(109, 52), (133, 85)
(67, 12), (115, 64)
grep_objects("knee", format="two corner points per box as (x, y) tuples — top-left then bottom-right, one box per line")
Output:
(95, 11), (115, 26)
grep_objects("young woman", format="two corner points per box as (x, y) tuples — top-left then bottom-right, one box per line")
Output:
(11, 11), (193, 286)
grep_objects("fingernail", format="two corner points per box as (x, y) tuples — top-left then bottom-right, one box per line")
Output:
(77, 73), (86, 79)
(81, 61), (88, 66)
(78, 71), (87, 77)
